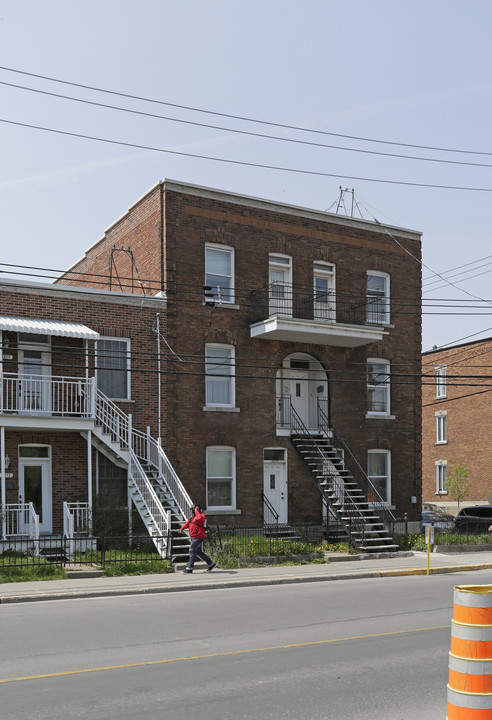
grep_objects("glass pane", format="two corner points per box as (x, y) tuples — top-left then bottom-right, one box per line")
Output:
(206, 347), (232, 375)
(264, 449), (285, 461)
(370, 476), (388, 502)
(207, 479), (232, 507)
(24, 466), (43, 521)
(368, 387), (387, 413)
(208, 450), (232, 477)
(368, 363), (388, 383)
(367, 274), (386, 294)
(206, 248), (231, 276)
(368, 452), (387, 476)
(97, 340), (128, 398)
(19, 446), (49, 458)
(206, 378), (231, 404)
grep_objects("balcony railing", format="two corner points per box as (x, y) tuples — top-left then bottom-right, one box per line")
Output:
(0, 373), (94, 417)
(250, 283), (388, 326)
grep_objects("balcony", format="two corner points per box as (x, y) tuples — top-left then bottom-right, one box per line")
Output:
(250, 284), (388, 347)
(0, 373), (95, 429)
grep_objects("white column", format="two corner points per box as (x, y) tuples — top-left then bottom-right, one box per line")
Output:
(1, 426), (6, 540)
(87, 429), (92, 510)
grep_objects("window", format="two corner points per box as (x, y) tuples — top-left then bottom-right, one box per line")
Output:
(269, 254), (292, 316)
(206, 447), (235, 509)
(205, 245), (234, 303)
(97, 454), (128, 507)
(367, 360), (390, 415)
(366, 272), (390, 324)
(436, 412), (447, 444)
(367, 450), (391, 504)
(436, 366), (446, 398)
(436, 461), (447, 494)
(96, 338), (130, 399)
(205, 345), (235, 407)
(313, 262), (335, 321)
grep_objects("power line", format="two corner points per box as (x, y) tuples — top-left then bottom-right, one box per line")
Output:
(5, 78), (492, 171)
(3, 117), (492, 193)
(2, 64), (492, 158)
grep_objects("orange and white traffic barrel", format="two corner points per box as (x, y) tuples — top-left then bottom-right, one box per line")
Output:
(448, 585), (492, 719)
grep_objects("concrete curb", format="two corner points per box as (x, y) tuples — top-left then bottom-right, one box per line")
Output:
(2, 560), (492, 604)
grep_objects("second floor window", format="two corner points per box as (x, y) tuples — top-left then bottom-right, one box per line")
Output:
(436, 413), (447, 443)
(205, 245), (234, 303)
(366, 272), (390, 324)
(205, 344), (235, 407)
(96, 338), (130, 400)
(367, 360), (390, 415)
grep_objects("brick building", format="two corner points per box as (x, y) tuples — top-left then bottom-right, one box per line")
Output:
(422, 337), (492, 513)
(0, 278), (176, 549)
(54, 179), (422, 548)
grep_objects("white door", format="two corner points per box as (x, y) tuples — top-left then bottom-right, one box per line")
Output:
(19, 458), (52, 533)
(269, 268), (292, 316)
(18, 350), (51, 414)
(263, 462), (288, 524)
(284, 377), (313, 429)
(314, 276), (335, 322)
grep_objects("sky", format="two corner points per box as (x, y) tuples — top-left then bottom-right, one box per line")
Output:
(1, 0), (492, 353)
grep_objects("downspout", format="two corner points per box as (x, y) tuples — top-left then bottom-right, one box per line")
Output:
(159, 182), (165, 294)
(156, 313), (162, 444)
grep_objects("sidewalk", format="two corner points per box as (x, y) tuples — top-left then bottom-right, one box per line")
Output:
(2, 550), (492, 604)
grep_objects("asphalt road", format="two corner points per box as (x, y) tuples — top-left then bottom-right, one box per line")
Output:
(2, 568), (488, 720)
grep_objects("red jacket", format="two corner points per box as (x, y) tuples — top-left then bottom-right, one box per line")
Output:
(180, 509), (207, 539)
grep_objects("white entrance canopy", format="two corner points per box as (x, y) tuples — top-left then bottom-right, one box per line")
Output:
(0, 316), (100, 340)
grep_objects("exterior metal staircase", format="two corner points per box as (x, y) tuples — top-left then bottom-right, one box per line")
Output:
(288, 401), (398, 553)
(81, 384), (193, 561)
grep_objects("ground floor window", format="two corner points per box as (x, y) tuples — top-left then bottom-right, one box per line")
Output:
(435, 461), (447, 494)
(97, 454), (127, 507)
(206, 447), (235, 510)
(367, 450), (391, 504)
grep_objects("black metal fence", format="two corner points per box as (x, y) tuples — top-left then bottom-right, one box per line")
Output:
(206, 523), (326, 557)
(0, 534), (173, 570)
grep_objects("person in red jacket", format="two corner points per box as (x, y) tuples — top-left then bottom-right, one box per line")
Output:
(179, 504), (216, 573)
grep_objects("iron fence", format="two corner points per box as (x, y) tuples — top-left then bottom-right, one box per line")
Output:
(206, 523), (325, 557)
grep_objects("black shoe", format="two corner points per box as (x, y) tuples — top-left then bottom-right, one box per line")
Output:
(206, 562), (217, 572)
(182, 567), (193, 574)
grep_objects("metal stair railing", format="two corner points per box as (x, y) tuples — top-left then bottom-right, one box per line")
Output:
(261, 491), (280, 528)
(285, 401), (369, 543)
(317, 402), (396, 526)
(129, 451), (171, 549)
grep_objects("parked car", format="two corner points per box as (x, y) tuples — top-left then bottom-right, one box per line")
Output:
(421, 510), (455, 532)
(454, 506), (492, 534)
(422, 503), (448, 514)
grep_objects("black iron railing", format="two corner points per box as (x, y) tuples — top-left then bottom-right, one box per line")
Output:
(250, 283), (388, 326)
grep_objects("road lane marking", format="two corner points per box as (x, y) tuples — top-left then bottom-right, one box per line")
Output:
(0, 624), (450, 684)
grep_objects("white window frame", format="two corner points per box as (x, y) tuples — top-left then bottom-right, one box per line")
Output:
(367, 449), (391, 505)
(269, 254), (292, 316)
(96, 337), (131, 400)
(205, 244), (234, 303)
(313, 261), (336, 322)
(206, 446), (236, 510)
(435, 411), (447, 444)
(366, 271), (390, 324)
(367, 359), (391, 416)
(205, 344), (235, 408)
(435, 461), (447, 494)
(435, 366), (447, 399)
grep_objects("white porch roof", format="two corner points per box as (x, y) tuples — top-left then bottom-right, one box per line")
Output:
(0, 316), (100, 340)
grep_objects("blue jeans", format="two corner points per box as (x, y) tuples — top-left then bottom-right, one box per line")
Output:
(187, 538), (213, 569)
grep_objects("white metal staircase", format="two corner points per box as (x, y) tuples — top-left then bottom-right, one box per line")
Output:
(84, 386), (193, 561)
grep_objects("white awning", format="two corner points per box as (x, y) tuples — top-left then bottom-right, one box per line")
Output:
(0, 316), (100, 340)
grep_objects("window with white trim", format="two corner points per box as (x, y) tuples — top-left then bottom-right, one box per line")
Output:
(205, 244), (234, 303)
(313, 262), (336, 321)
(269, 254), (292, 316)
(436, 461), (447, 494)
(367, 450), (391, 504)
(366, 271), (390, 324)
(367, 359), (391, 415)
(205, 344), (235, 407)
(436, 411), (447, 444)
(206, 446), (236, 509)
(435, 366), (447, 398)
(96, 338), (130, 399)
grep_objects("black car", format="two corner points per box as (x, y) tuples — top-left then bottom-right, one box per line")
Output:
(454, 505), (492, 534)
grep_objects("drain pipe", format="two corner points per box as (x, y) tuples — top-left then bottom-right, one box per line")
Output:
(156, 313), (162, 444)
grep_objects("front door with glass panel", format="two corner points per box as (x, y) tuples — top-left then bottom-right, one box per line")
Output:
(19, 449), (52, 532)
(283, 376), (312, 429)
(263, 457), (287, 524)
(18, 349), (51, 414)
(314, 273), (335, 321)
(269, 256), (292, 316)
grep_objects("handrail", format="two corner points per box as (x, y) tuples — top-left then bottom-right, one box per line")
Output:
(0, 373), (93, 416)
(317, 401), (396, 524)
(129, 451), (171, 544)
(261, 491), (279, 525)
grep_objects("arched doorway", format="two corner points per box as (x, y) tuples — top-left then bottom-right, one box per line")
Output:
(276, 353), (330, 432)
